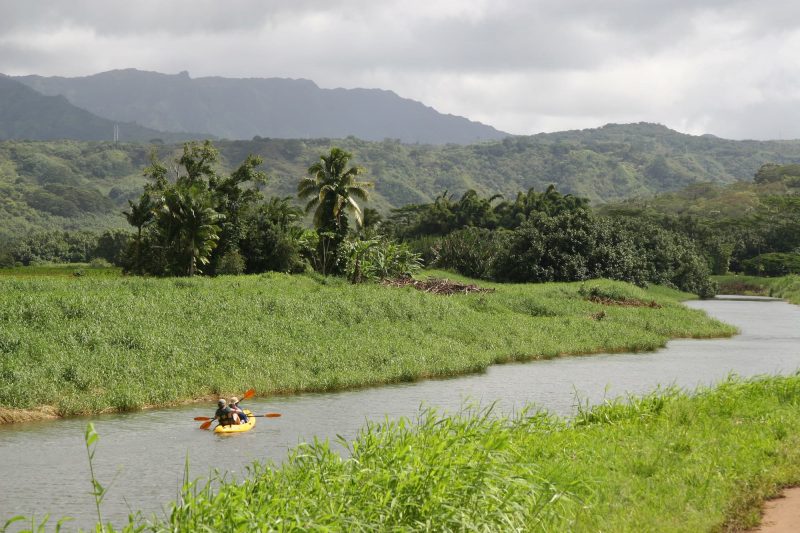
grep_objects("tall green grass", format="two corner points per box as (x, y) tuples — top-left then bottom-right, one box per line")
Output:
(0, 271), (734, 416)
(0, 263), (122, 279)
(714, 274), (800, 305)
(98, 375), (800, 531)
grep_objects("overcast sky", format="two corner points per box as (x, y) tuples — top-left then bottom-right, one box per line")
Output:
(1, 0), (799, 140)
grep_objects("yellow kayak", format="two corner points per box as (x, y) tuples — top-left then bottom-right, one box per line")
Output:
(214, 410), (255, 434)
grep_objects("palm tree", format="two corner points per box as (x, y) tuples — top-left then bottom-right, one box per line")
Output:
(263, 196), (303, 229)
(297, 147), (372, 233)
(123, 194), (155, 273)
(159, 185), (224, 276)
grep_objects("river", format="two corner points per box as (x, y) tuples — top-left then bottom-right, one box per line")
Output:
(1, 296), (799, 530)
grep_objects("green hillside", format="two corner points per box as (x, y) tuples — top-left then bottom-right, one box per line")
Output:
(0, 75), (207, 144)
(3, 123), (800, 242)
(600, 159), (800, 220)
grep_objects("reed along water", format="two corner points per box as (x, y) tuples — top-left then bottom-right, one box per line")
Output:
(1, 296), (798, 530)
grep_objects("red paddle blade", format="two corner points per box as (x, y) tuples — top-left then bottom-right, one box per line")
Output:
(243, 388), (255, 400)
(264, 413), (281, 418)
(200, 420), (213, 430)
(194, 416), (212, 421)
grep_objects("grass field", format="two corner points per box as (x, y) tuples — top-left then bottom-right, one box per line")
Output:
(0, 263), (122, 279)
(0, 269), (734, 418)
(70, 374), (799, 532)
(714, 274), (800, 305)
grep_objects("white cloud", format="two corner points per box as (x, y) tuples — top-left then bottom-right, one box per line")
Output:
(1, 0), (800, 139)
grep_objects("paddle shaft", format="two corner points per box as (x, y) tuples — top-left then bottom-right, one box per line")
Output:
(195, 413), (281, 421)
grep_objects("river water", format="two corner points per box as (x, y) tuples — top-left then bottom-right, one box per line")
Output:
(1, 296), (799, 530)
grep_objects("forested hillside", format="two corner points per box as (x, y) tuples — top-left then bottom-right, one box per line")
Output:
(3, 123), (800, 243)
(600, 164), (800, 275)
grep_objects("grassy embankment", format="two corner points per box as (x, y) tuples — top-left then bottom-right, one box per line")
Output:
(0, 267), (734, 420)
(0, 264), (121, 279)
(64, 375), (800, 532)
(714, 274), (800, 305)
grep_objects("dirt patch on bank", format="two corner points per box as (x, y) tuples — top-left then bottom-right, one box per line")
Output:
(749, 487), (800, 532)
(383, 277), (495, 295)
(0, 406), (60, 424)
(0, 395), (226, 425)
(588, 295), (662, 308)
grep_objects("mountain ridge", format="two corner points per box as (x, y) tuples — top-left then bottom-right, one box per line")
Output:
(0, 74), (210, 143)
(15, 69), (507, 144)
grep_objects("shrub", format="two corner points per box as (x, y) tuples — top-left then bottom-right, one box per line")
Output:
(341, 236), (422, 283)
(433, 227), (508, 280)
(491, 211), (715, 297)
(216, 250), (246, 275)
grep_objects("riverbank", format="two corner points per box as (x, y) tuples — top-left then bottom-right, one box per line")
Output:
(97, 374), (799, 531)
(0, 271), (734, 422)
(715, 274), (800, 305)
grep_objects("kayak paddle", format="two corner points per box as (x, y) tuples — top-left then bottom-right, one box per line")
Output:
(197, 413), (281, 429)
(195, 413), (281, 421)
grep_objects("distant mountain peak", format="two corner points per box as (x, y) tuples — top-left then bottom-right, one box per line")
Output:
(15, 70), (507, 144)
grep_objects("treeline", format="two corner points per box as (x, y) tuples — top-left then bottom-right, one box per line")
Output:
(119, 142), (418, 282)
(2, 140), (722, 297)
(9, 123), (800, 244)
(383, 187), (716, 297)
(0, 229), (128, 268)
(602, 163), (800, 277)
(15, 141), (800, 297)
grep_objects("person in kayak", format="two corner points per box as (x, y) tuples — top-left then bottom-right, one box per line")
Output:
(229, 396), (248, 423)
(214, 398), (240, 426)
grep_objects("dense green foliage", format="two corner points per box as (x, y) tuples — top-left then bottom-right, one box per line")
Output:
(388, 188), (715, 297)
(0, 272), (732, 415)
(4, 229), (130, 266)
(339, 234), (422, 283)
(121, 141), (313, 277)
(603, 163), (800, 275)
(0, 263), (121, 279)
(6, 123), (800, 242)
(492, 212), (715, 297)
(52, 375), (800, 531)
(743, 253), (800, 276)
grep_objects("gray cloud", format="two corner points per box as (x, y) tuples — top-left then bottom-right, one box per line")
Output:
(1, 0), (800, 139)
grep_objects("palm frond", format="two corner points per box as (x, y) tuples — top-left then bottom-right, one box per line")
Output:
(347, 187), (370, 202)
(347, 197), (364, 227)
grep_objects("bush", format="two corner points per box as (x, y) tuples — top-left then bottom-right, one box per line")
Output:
(403, 235), (440, 266)
(434, 227), (508, 280)
(341, 236), (422, 283)
(216, 250), (246, 275)
(491, 211), (715, 297)
(493, 211), (596, 283)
